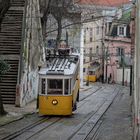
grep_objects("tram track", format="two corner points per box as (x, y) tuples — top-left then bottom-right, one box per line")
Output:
(79, 86), (102, 102)
(1, 117), (62, 140)
(89, 86), (125, 140)
(1, 117), (49, 140)
(68, 86), (122, 140)
(78, 86), (105, 108)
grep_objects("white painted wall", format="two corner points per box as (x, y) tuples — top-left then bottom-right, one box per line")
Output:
(116, 68), (130, 84)
(17, 0), (45, 106)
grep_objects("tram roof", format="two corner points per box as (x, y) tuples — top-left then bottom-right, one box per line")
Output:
(38, 55), (79, 76)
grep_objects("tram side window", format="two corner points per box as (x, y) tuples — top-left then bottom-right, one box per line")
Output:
(47, 79), (63, 95)
(41, 79), (46, 94)
(64, 79), (69, 95)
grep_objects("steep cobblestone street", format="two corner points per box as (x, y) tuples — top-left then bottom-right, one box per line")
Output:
(0, 83), (132, 140)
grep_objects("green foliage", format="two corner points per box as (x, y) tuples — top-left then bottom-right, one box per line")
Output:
(0, 58), (10, 115)
(0, 59), (10, 76)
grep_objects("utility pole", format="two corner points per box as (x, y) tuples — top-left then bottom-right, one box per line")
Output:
(80, 26), (84, 87)
(121, 51), (125, 86)
(105, 46), (108, 82)
(130, 65), (132, 96)
(130, 3), (136, 96)
(101, 18), (105, 83)
(105, 61), (108, 82)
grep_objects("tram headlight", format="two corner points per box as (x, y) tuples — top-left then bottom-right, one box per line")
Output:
(52, 99), (58, 105)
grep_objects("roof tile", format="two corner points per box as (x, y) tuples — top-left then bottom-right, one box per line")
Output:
(78, 0), (131, 7)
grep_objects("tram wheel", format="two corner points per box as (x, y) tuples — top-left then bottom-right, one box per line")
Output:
(77, 90), (79, 102)
(72, 102), (77, 111)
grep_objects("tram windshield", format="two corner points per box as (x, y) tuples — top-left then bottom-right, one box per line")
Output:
(47, 79), (63, 94)
(89, 71), (95, 75)
(47, 79), (70, 95)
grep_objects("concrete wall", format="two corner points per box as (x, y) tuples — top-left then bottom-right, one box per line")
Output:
(16, 0), (45, 106)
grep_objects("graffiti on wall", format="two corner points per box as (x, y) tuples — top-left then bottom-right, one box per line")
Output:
(21, 71), (38, 105)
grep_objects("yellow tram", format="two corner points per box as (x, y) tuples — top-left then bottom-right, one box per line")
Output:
(38, 49), (80, 115)
(85, 65), (102, 82)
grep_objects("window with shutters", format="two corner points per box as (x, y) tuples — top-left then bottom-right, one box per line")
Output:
(117, 25), (126, 37)
(90, 28), (93, 42)
(96, 26), (99, 35)
(117, 48), (124, 56)
(84, 29), (86, 43)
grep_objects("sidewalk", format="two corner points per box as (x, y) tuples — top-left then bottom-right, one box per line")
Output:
(0, 100), (37, 126)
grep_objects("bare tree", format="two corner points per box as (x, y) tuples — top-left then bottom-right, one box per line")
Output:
(0, 0), (10, 30)
(40, 0), (52, 40)
(40, 0), (81, 46)
(50, 0), (81, 45)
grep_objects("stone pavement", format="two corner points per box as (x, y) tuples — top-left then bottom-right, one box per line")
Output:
(0, 82), (96, 126)
(0, 100), (37, 126)
(94, 85), (133, 140)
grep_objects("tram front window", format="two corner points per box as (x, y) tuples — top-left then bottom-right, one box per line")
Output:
(89, 71), (95, 75)
(47, 79), (63, 95)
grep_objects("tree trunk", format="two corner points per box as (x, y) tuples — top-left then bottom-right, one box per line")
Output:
(0, 88), (7, 116)
(56, 18), (62, 47)
(42, 20), (47, 41)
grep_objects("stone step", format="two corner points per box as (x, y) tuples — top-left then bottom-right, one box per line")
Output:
(3, 17), (23, 21)
(2, 98), (15, 104)
(0, 82), (17, 86)
(7, 10), (23, 14)
(0, 37), (21, 40)
(0, 33), (21, 37)
(2, 22), (22, 25)
(0, 46), (20, 49)
(1, 21), (22, 25)
(2, 94), (16, 98)
(0, 31), (22, 35)
(0, 51), (20, 55)
(0, 41), (21, 45)
(1, 75), (18, 78)
(5, 12), (23, 15)
(0, 36), (21, 40)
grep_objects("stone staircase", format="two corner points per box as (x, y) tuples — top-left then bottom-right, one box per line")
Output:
(0, 0), (25, 104)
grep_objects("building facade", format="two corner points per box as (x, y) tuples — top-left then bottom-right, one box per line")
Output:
(104, 8), (132, 84)
(83, 19), (103, 80)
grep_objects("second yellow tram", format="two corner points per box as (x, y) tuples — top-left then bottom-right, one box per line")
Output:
(84, 65), (102, 82)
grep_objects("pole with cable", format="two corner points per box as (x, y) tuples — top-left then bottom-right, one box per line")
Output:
(101, 18), (105, 83)
(80, 25), (84, 87)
